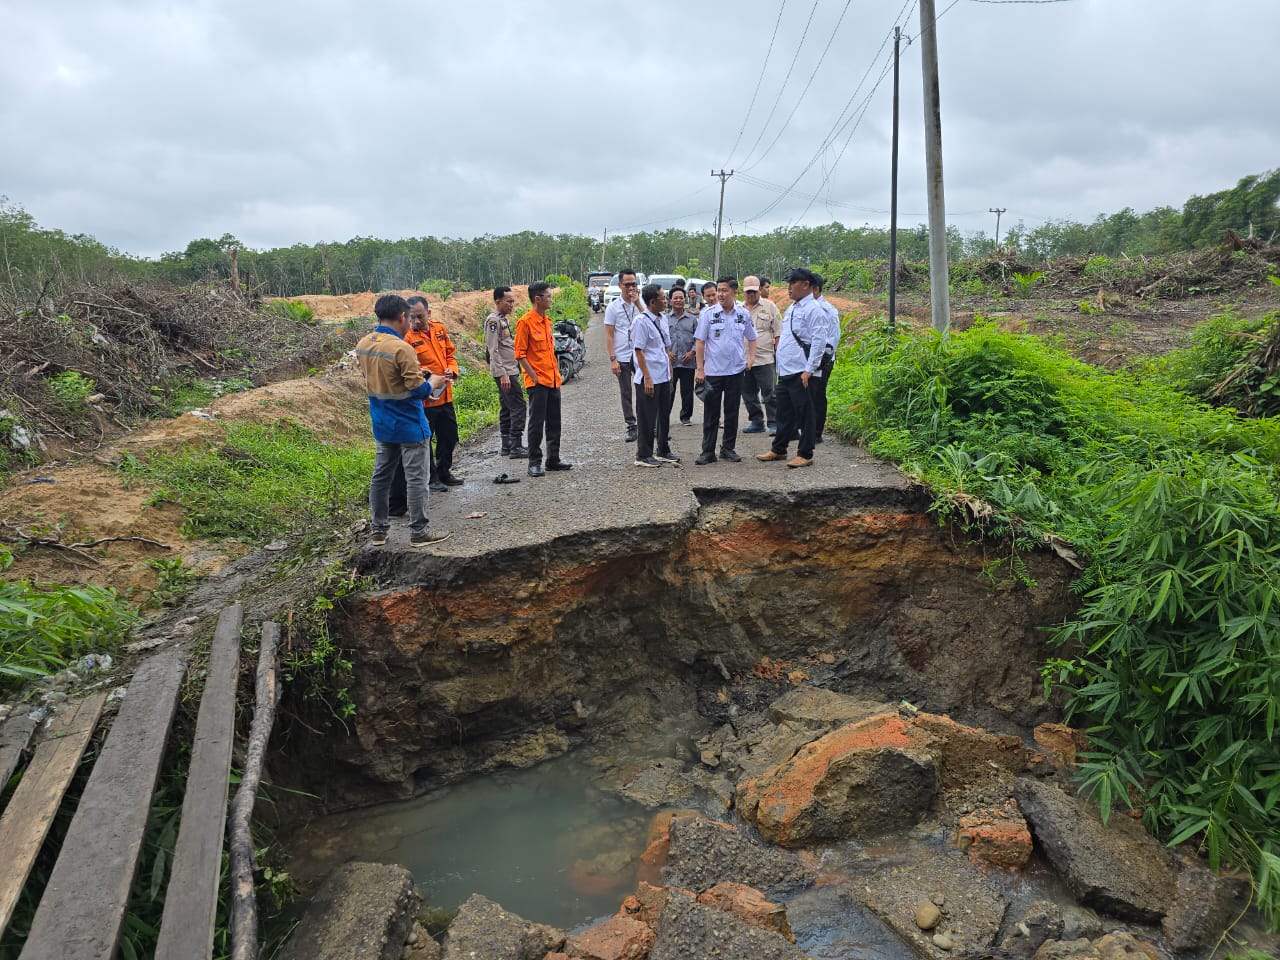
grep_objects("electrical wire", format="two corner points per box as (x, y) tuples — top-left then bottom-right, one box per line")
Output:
(738, 0), (859, 173)
(737, 0), (823, 170)
(723, 0), (788, 169)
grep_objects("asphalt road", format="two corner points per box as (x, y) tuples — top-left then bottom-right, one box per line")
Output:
(380, 311), (910, 557)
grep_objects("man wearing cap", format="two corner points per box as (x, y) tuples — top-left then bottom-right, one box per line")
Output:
(757, 268), (829, 468)
(810, 273), (842, 444)
(740, 275), (782, 436)
(693, 276), (757, 465)
(604, 268), (642, 443)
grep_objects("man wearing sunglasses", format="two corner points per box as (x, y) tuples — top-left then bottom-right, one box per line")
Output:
(603, 268), (642, 443)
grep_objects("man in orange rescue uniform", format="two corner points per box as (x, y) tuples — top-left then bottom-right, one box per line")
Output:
(407, 295), (462, 492)
(514, 281), (572, 478)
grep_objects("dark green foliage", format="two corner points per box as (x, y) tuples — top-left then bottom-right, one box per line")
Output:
(263, 299), (316, 325)
(828, 321), (1280, 926)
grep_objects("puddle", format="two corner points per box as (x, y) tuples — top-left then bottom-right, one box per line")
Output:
(292, 755), (655, 930)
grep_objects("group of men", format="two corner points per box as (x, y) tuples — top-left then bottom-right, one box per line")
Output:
(603, 267), (840, 468)
(355, 266), (840, 547)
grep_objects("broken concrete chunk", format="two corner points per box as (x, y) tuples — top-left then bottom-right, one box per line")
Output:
(279, 862), (420, 960)
(441, 893), (565, 960)
(649, 891), (811, 960)
(664, 815), (810, 896)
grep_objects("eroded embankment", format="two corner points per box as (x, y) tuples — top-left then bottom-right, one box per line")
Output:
(270, 487), (1076, 811)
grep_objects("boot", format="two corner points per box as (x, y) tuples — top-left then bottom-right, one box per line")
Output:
(500, 433), (511, 455)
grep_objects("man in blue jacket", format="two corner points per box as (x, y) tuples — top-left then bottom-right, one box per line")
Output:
(355, 294), (451, 547)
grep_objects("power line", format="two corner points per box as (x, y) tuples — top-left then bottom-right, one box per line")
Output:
(739, 0), (859, 173)
(968, 0), (1079, 4)
(723, 0), (788, 169)
(737, 0), (823, 170)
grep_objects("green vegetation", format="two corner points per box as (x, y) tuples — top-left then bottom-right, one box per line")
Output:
(1144, 308), (1280, 417)
(828, 320), (1280, 926)
(5, 170), (1277, 299)
(47, 370), (94, 406)
(453, 367), (500, 438)
(417, 278), (456, 300)
(263, 299), (315, 325)
(1011, 270), (1044, 297)
(120, 421), (374, 544)
(153, 375), (255, 416)
(0, 545), (139, 688)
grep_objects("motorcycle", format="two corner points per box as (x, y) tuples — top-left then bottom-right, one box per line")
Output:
(588, 287), (605, 313)
(554, 318), (587, 381)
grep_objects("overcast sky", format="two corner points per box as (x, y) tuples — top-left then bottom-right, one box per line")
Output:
(2, 0), (1276, 258)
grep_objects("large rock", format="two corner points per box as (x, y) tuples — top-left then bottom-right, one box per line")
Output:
(441, 894), (565, 960)
(1160, 863), (1253, 953)
(736, 713), (938, 845)
(854, 847), (1008, 956)
(1032, 932), (1159, 960)
(998, 900), (1063, 958)
(664, 815), (810, 895)
(957, 799), (1033, 869)
(279, 862), (420, 960)
(564, 915), (655, 959)
(767, 688), (887, 732)
(649, 891), (812, 960)
(1014, 779), (1178, 923)
(696, 882), (795, 942)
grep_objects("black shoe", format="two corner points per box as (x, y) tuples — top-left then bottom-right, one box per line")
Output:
(719, 448), (742, 462)
(625, 426), (638, 443)
(634, 456), (662, 468)
(679, 419), (692, 426)
(528, 464), (545, 477)
(429, 480), (448, 493)
(742, 422), (765, 434)
(655, 452), (681, 464)
(695, 452), (716, 465)
(508, 446), (529, 459)
(546, 461), (573, 471)
(441, 474), (465, 486)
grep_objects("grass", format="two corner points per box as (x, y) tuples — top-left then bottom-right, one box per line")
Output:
(827, 317), (1280, 928)
(0, 544), (139, 689)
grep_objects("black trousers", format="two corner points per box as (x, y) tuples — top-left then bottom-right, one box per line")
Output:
(635, 379), (672, 460)
(614, 361), (636, 428)
(673, 366), (696, 422)
(527, 384), (562, 466)
(700, 372), (743, 455)
(494, 375), (527, 447)
(772, 372), (816, 459)
(810, 370), (830, 439)
(425, 402), (458, 480)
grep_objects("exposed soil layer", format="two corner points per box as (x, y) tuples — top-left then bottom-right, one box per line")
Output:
(271, 490), (1076, 812)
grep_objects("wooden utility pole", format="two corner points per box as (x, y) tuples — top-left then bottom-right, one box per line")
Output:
(711, 169), (733, 279)
(989, 207), (1007, 248)
(918, 0), (950, 335)
(889, 26), (902, 332)
(229, 247), (240, 293)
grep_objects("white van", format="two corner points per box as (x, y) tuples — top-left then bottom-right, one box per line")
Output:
(603, 271), (649, 306)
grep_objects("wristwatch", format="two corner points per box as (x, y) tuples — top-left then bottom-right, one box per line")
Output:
(609, 355), (616, 361)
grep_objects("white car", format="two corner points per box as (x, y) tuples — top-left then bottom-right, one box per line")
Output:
(604, 271), (648, 306)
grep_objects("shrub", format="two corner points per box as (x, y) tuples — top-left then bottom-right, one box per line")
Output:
(263, 299), (316, 325)
(47, 370), (94, 405)
(418, 278), (455, 301)
(1012, 271), (1044, 296)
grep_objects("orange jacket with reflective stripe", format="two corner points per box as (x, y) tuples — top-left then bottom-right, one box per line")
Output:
(405, 321), (459, 406)
(513, 310), (562, 389)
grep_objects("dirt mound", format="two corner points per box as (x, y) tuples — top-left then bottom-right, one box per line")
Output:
(1, 370), (369, 599)
(288, 287), (530, 331)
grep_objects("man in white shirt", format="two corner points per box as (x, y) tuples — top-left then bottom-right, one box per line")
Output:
(693, 276), (757, 465)
(632, 284), (680, 467)
(740, 275), (783, 436)
(810, 272), (841, 444)
(603, 268), (642, 443)
(757, 268), (829, 468)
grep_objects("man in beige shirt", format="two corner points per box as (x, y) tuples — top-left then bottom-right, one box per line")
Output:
(740, 274), (783, 435)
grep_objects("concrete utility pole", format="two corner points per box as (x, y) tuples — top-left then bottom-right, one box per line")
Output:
(918, 0), (950, 336)
(889, 26), (902, 332)
(989, 207), (1007, 248)
(711, 169), (733, 279)
(600, 229), (608, 270)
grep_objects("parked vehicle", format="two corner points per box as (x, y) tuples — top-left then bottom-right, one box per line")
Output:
(648, 274), (687, 297)
(555, 318), (587, 381)
(686, 277), (711, 310)
(586, 271), (610, 313)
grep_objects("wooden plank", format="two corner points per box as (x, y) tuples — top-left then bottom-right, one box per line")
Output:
(0, 711), (38, 788)
(0, 693), (106, 937)
(155, 604), (243, 960)
(19, 647), (189, 960)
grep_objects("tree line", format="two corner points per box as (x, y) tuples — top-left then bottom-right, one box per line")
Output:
(2, 170), (1276, 301)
